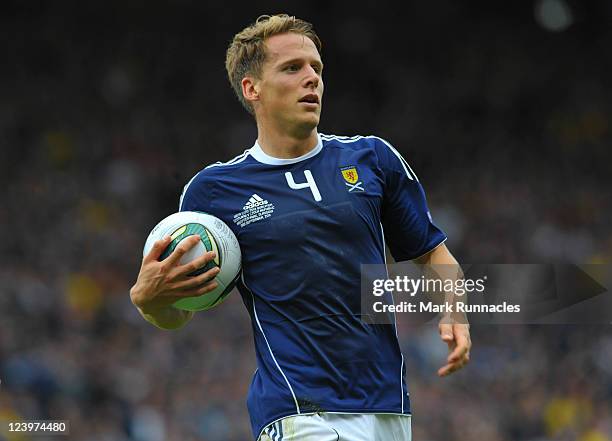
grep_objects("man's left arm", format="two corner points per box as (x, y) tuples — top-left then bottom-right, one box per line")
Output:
(414, 243), (472, 377)
(372, 136), (470, 376)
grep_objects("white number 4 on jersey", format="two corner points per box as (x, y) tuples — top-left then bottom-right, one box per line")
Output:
(285, 170), (322, 202)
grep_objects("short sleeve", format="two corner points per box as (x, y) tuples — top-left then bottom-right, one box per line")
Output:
(374, 137), (447, 261)
(178, 170), (214, 213)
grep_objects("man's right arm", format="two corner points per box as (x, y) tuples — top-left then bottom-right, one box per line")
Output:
(130, 234), (220, 330)
(131, 288), (195, 330)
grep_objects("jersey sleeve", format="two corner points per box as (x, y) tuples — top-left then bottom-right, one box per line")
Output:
(374, 137), (447, 261)
(178, 169), (214, 213)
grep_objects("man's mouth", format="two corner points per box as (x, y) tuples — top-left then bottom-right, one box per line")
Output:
(298, 94), (320, 104)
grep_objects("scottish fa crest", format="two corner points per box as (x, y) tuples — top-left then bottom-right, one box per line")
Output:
(340, 166), (364, 192)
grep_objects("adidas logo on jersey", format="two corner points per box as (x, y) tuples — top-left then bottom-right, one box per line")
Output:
(234, 194), (275, 228)
(243, 194), (268, 210)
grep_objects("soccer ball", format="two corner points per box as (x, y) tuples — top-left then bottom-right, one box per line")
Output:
(143, 211), (242, 311)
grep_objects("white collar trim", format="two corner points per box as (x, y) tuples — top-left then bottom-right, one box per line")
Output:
(250, 133), (323, 165)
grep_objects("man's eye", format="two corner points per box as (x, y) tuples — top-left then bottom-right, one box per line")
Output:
(286, 65), (299, 72)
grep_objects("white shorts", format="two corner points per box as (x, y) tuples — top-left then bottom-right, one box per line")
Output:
(258, 413), (412, 441)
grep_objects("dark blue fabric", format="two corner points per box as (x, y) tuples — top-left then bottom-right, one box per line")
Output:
(179, 134), (446, 439)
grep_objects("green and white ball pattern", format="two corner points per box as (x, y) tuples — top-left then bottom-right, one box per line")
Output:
(159, 223), (219, 276)
(143, 211), (242, 311)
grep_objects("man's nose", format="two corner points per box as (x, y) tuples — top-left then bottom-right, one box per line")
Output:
(304, 67), (320, 89)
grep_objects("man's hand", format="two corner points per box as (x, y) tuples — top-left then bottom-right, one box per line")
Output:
(438, 323), (471, 377)
(130, 234), (220, 315)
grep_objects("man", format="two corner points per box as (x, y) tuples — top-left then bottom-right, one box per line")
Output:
(130, 14), (471, 441)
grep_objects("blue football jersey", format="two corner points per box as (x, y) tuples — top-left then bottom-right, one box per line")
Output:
(179, 133), (446, 439)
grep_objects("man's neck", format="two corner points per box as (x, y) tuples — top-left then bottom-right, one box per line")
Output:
(256, 124), (319, 159)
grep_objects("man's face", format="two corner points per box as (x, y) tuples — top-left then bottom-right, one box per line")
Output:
(253, 32), (324, 133)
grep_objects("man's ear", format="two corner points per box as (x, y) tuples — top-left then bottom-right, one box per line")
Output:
(242, 76), (260, 104)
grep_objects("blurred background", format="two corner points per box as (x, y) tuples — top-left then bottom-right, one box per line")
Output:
(1, 0), (611, 440)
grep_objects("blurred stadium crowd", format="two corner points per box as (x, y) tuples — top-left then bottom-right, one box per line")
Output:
(1, 1), (611, 440)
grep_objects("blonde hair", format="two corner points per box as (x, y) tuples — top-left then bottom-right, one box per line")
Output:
(225, 14), (322, 115)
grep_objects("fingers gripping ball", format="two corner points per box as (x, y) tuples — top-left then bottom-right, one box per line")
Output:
(143, 211), (242, 311)
(160, 223), (219, 276)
